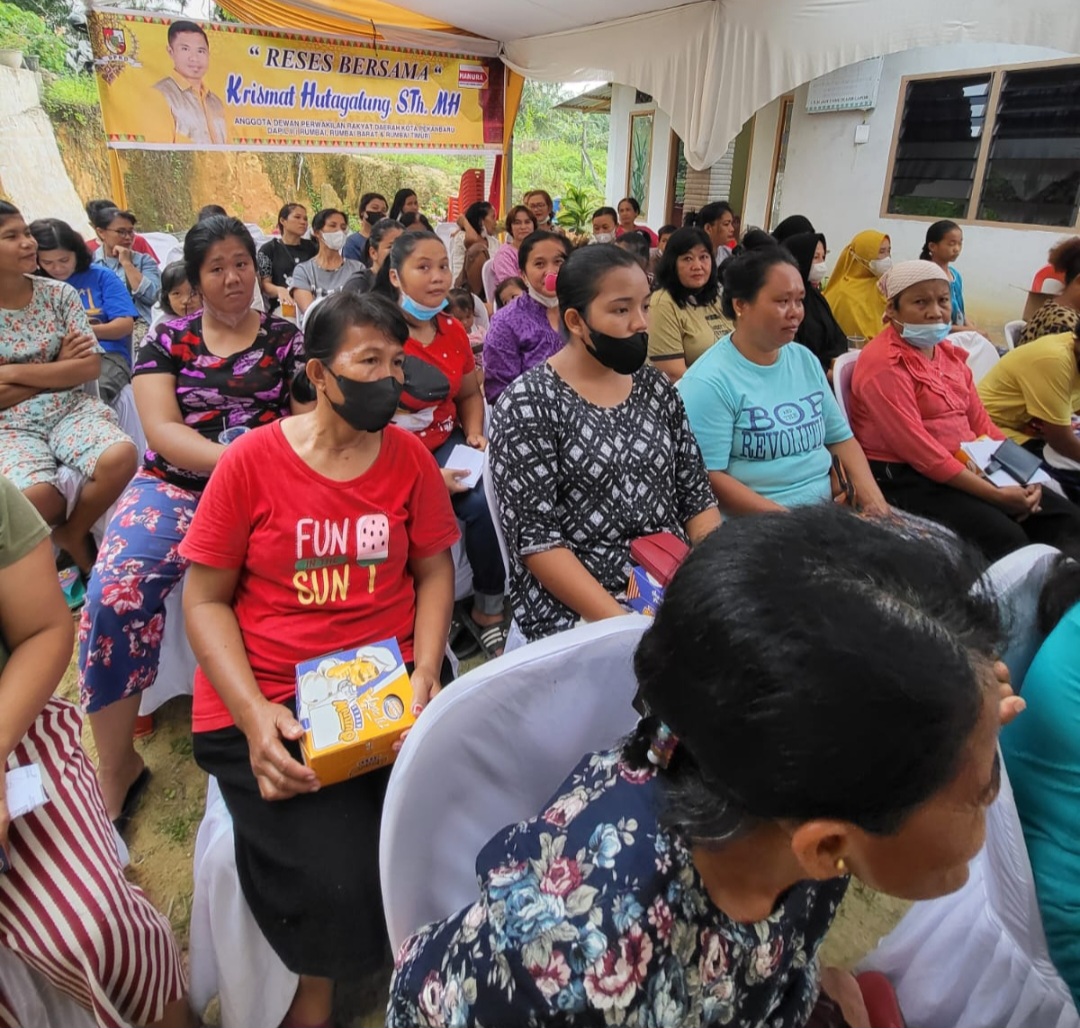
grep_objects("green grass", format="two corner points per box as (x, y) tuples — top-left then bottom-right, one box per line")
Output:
(42, 74), (100, 126)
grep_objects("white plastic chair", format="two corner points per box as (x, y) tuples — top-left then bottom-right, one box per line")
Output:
(139, 231), (183, 270)
(1003, 320), (1026, 351)
(859, 544), (1078, 1028)
(480, 258), (498, 304)
(832, 350), (860, 422)
(948, 331), (1000, 383)
(379, 615), (650, 951)
(480, 450), (526, 652)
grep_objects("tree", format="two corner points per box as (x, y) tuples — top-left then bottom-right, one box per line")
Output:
(5, 0), (70, 30)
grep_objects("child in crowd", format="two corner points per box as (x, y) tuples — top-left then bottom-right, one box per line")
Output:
(448, 287), (486, 379)
(494, 276), (525, 310)
(159, 260), (200, 318)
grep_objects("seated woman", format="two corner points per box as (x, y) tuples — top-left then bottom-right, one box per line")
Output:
(615, 196), (660, 247)
(781, 231), (849, 374)
(290, 208), (370, 318)
(489, 205), (538, 290)
(389, 187), (420, 222)
(257, 203), (318, 314)
(921, 220), (973, 329)
(647, 226), (732, 382)
(849, 260), (1080, 560)
(482, 230), (571, 403)
(1001, 555), (1080, 1009)
(32, 217), (137, 404)
(0, 474), (193, 1028)
(343, 191), (389, 265)
(679, 246), (887, 515)
(771, 213), (816, 245)
(822, 229), (892, 343)
(489, 245), (720, 644)
(0, 202), (137, 574)
(89, 205), (161, 324)
(375, 230), (509, 654)
(1018, 237), (1080, 346)
(79, 216), (304, 824)
(182, 292), (458, 1028)
(977, 327), (1080, 476)
(368, 217), (404, 278)
(388, 504), (1015, 1027)
(450, 201), (498, 287)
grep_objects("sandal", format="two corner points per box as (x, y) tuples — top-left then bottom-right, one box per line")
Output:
(449, 608), (481, 660)
(463, 613), (509, 659)
(112, 766), (152, 836)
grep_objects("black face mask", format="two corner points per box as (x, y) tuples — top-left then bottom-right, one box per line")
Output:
(364, 210), (385, 227)
(324, 367), (403, 433)
(582, 321), (649, 376)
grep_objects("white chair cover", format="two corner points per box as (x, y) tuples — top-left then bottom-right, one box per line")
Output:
(832, 350), (859, 422)
(480, 450), (525, 652)
(379, 615), (650, 951)
(1003, 320), (1026, 351)
(948, 331), (1000, 383)
(480, 258), (497, 305)
(1044, 444), (1080, 473)
(189, 777), (298, 1028)
(472, 294), (490, 331)
(859, 759), (1080, 1028)
(0, 947), (103, 1028)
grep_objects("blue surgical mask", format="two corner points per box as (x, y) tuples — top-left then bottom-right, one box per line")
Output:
(897, 321), (951, 349)
(399, 293), (448, 321)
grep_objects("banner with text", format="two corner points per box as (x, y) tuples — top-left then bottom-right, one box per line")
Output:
(87, 10), (505, 153)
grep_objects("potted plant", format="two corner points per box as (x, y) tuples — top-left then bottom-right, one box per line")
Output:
(0, 28), (27, 69)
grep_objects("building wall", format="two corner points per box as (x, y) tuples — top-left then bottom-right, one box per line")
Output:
(606, 83), (672, 227)
(740, 42), (1076, 339)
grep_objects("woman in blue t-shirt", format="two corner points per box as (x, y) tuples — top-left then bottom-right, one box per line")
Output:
(32, 217), (138, 404)
(678, 246), (888, 515)
(1000, 556), (1080, 1007)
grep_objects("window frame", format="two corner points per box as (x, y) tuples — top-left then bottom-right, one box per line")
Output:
(880, 56), (1080, 233)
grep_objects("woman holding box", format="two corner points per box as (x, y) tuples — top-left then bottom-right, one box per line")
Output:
(182, 291), (458, 1028)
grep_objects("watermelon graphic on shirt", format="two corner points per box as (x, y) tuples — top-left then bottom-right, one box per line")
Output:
(357, 514), (390, 593)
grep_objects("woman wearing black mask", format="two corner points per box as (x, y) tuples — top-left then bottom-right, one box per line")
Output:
(489, 244), (721, 643)
(181, 291), (458, 1028)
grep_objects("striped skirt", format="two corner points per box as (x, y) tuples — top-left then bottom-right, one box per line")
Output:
(0, 699), (186, 1028)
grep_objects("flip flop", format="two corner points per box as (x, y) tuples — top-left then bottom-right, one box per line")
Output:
(463, 613), (509, 659)
(112, 766), (152, 836)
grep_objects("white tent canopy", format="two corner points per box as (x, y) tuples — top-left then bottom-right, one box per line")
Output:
(381, 0), (1080, 170)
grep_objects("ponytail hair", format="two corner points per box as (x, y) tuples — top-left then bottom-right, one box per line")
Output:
(921, 220), (960, 261)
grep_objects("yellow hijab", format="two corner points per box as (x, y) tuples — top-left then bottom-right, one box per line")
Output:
(823, 230), (889, 341)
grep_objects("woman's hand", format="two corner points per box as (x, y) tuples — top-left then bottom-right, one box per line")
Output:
(392, 665), (443, 754)
(858, 494), (891, 519)
(115, 246), (134, 268)
(466, 433), (487, 451)
(994, 484), (1041, 519)
(58, 328), (97, 362)
(994, 659), (1026, 727)
(242, 699), (320, 801)
(442, 467), (470, 494)
(819, 967), (870, 1028)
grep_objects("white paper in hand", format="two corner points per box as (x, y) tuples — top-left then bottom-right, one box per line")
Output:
(445, 444), (485, 490)
(6, 765), (48, 820)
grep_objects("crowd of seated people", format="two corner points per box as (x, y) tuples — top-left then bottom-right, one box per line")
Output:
(6, 176), (1080, 1028)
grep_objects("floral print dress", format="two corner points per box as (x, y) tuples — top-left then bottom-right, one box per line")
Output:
(388, 749), (849, 1027)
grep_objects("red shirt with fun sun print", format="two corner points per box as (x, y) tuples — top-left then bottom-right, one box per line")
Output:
(394, 312), (475, 451)
(179, 421), (459, 732)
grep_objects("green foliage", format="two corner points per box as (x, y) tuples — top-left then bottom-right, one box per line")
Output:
(0, 0), (67, 73)
(556, 184), (602, 233)
(42, 74), (99, 124)
(2, 0), (68, 31)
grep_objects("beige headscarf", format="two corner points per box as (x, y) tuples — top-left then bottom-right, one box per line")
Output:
(878, 260), (950, 302)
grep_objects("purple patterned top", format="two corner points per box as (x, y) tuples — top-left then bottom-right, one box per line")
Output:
(133, 312), (304, 489)
(482, 293), (564, 403)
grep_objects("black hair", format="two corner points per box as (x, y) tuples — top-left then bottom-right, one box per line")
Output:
(0, 200), (20, 223)
(494, 275), (526, 309)
(89, 206), (136, 232)
(504, 204), (538, 236)
(183, 215), (256, 288)
(517, 229), (572, 273)
(739, 228), (777, 253)
(618, 197), (641, 215)
(275, 203), (305, 234)
(921, 220), (961, 261)
(464, 201), (493, 235)
(556, 244), (642, 338)
(657, 224), (677, 240)
(167, 19), (209, 45)
(654, 226), (718, 308)
(719, 245), (799, 319)
(691, 201), (734, 230)
(311, 208), (347, 233)
(159, 261), (191, 315)
(616, 229), (650, 269)
(29, 218), (92, 274)
(1049, 236), (1080, 287)
(625, 504), (999, 843)
(368, 217), (403, 253)
(372, 229), (443, 298)
(84, 198), (116, 220)
(592, 207), (618, 225)
(446, 287), (474, 315)
(399, 211), (433, 232)
(389, 188), (418, 221)
(1037, 556), (1080, 636)
(771, 215), (815, 245)
(358, 192), (387, 216)
(196, 204), (228, 223)
(291, 292), (409, 403)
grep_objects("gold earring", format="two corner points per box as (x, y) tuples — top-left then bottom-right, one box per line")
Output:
(835, 857), (847, 874)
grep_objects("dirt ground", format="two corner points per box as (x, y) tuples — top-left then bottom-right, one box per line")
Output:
(57, 631), (909, 1024)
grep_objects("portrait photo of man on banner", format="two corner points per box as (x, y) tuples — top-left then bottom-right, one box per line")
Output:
(153, 20), (229, 145)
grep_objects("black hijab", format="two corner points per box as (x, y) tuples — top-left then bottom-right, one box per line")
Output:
(772, 215), (816, 245)
(783, 231), (848, 372)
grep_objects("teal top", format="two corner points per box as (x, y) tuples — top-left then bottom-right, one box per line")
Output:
(1000, 602), (1080, 1007)
(677, 335), (852, 508)
(949, 267), (966, 326)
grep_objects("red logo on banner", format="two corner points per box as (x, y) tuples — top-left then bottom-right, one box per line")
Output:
(458, 64), (488, 88)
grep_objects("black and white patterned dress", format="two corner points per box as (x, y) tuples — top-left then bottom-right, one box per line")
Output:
(489, 362), (716, 641)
